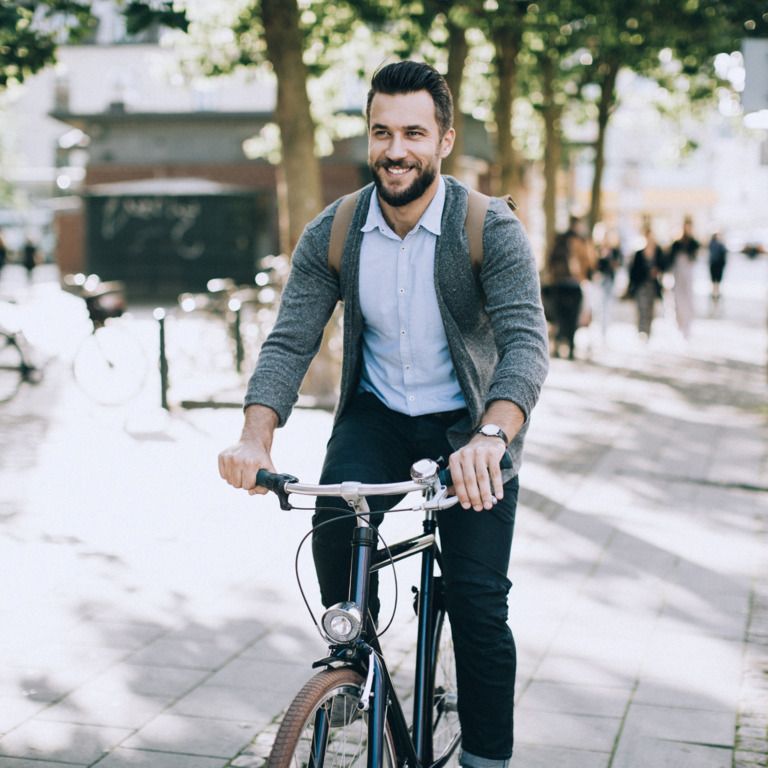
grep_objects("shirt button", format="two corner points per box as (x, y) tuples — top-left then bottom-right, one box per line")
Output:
(409, 396), (415, 401)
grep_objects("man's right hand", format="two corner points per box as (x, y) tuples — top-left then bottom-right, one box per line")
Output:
(217, 405), (279, 495)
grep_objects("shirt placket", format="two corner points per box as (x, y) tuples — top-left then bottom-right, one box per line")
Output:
(397, 232), (417, 414)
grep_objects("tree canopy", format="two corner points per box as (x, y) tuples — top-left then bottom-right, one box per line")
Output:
(3, 0), (766, 246)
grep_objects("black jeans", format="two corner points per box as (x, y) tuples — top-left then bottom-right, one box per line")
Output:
(312, 392), (518, 761)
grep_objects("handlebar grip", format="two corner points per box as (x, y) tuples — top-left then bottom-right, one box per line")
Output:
(255, 469), (298, 510)
(438, 450), (513, 487)
(256, 468), (284, 492)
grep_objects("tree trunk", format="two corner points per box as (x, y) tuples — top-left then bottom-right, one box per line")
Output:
(262, 0), (337, 405)
(261, 0), (323, 255)
(541, 58), (562, 254)
(588, 62), (618, 231)
(442, 19), (468, 178)
(491, 25), (525, 199)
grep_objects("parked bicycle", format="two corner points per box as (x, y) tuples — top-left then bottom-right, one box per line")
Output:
(0, 317), (41, 404)
(176, 257), (289, 377)
(62, 273), (147, 405)
(255, 453), (511, 768)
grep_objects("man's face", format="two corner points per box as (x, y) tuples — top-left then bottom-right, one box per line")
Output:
(368, 90), (454, 208)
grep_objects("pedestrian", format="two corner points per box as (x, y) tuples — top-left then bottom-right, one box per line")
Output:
(23, 238), (38, 282)
(543, 215), (595, 359)
(708, 231), (727, 306)
(0, 230), (7, 274)
(595, 228), (622, 339)
(668, 216), (700, 339)
(218, 60), (550, 768)
(626, 227), (664, 340)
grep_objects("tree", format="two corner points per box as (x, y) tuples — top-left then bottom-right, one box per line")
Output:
(259, 0), (323, 254)
(517, 1), (593, 248)
(0, 1), (187, 89)
(577, 0), (768, 230)
(0, 1), (95, 88)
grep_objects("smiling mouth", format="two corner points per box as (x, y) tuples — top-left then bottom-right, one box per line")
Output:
(379, 162), (416, 179)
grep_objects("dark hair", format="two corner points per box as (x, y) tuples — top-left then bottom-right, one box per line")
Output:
(366, 60), (454, 138)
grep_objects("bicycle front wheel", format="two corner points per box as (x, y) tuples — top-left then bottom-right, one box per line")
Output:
(267, 667), (396, 768)
(72, 325), (147, 405)
(431, 593), (461, 767)
(0, 332), (24, 404)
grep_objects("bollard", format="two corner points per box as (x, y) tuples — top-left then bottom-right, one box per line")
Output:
(228, 297), (244, 374)
(153, 307), (169, 411)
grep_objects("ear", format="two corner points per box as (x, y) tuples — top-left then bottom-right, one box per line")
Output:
(440, 128), (456, 159)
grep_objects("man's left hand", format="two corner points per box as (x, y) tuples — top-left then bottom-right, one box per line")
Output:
(448, 400), (524, 511)
(449, 436), (508, 511)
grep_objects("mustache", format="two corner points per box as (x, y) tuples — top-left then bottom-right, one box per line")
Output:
(374, 158), (419, 171)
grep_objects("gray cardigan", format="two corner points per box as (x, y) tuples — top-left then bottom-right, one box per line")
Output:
(245, 176), (549, 476)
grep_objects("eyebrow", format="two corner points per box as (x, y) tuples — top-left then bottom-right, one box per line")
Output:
(370, 123), (429, 133)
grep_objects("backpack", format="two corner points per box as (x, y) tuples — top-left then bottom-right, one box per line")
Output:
(327, 187), (517, 281)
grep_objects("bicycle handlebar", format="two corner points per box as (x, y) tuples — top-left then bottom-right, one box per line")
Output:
(255, 451), (512, 511)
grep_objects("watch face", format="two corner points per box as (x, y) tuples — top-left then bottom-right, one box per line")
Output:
(478, 424), (507, 443)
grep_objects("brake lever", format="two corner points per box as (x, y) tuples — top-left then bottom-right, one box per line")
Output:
(423, 484), (460, 511)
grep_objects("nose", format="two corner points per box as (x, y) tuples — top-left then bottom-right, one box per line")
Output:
(386, 133), (407, 161)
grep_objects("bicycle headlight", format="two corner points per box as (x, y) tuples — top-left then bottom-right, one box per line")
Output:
(321, 602), (363, 643)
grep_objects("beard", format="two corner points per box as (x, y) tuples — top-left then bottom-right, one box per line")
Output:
(370, 155), (439, 207)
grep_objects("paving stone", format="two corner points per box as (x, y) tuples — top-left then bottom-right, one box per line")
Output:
(0, 719), (133, 763)
(97, 748), (228, 767)
(121, 713), (258, 758)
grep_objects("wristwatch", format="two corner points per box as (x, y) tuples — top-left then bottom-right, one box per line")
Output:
(476, 424), (509, 445)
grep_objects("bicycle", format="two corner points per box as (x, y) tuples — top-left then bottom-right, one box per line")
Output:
(63, 273), (148, 405)
(0, 322), (41, 404)
(256, 453), (512, 768)
(175, 258), (289, 377)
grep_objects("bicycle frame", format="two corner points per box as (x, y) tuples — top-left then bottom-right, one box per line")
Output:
(312, 485), (454, 768)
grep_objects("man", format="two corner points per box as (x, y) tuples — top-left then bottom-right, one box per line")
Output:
(219, 60), (549, 767)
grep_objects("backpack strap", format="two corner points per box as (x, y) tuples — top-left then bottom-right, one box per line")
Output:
(328, 186), (518, 279)
(465, 189), (491, 279)
(465, 189), (518, 278)
(328, 189), (362, 276)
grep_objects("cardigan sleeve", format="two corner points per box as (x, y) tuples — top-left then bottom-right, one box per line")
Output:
(243, 207), (341, 425)
(480, 198), (550, 421)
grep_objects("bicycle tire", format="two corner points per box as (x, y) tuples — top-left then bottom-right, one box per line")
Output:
(267, 667), (396, 768)
(0, 331), (24, 404)
(72, 325), (147, 405)
(431, 584), (461, 767)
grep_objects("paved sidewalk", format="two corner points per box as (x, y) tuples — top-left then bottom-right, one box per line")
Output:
(0, 255), (766, 767)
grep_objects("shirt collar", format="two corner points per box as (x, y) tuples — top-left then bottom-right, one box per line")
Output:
(362, 175), (446, 238)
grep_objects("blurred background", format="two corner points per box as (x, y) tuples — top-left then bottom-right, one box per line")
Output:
(0, 0), (766, 297)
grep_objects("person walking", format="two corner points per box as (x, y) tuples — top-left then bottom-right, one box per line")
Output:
(0, 230), (7, 272)
(626, 227), (664, 340)
(595, 228), (622, 340)
(218, 60), (550, 768)
(543, 215), (595, 359)
(23, 238), (39, 282)
(668, 216), (700, 339)
(708, 231), (727, 308)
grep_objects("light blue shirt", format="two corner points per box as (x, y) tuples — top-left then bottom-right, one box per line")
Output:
(358, 176), (466, 416)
